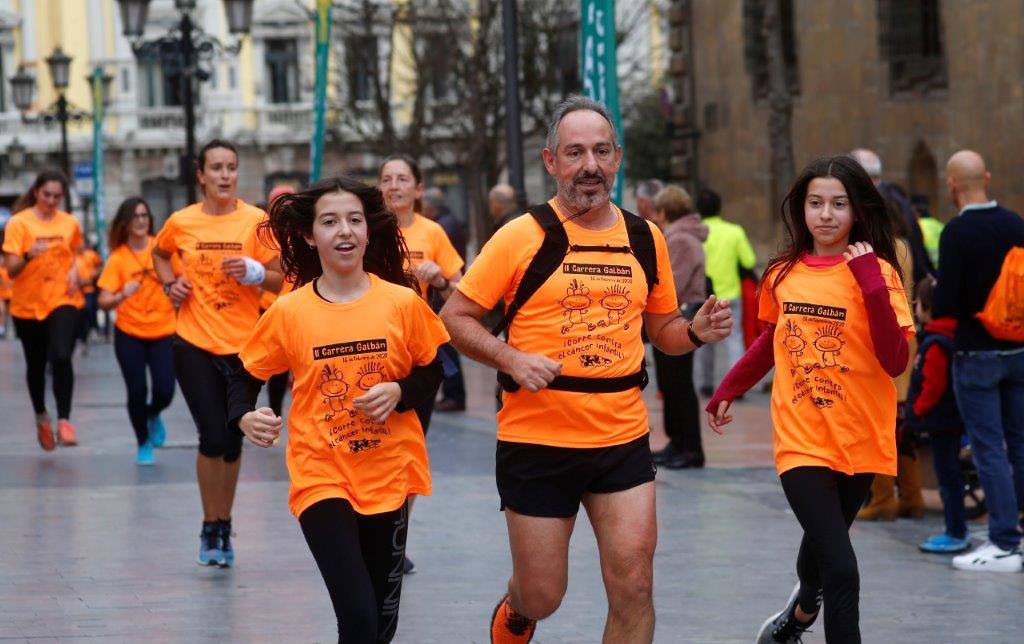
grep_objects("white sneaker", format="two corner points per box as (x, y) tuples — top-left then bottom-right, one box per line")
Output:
(951, 541), (1023, 572)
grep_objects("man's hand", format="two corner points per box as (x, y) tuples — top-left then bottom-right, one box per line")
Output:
(167, 276), (192, 307)
(691, 295), (734, 344)
(506, 351), (562, 393)
(843, 242), (874, 262)
(414, 260), (447, 289)
(706, 400), (733, 435)
(239, 407), (283, 447)
(353, 382), (402, 423)
(220, 256), (248, 281)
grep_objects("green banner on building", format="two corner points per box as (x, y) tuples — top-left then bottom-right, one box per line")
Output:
(580, 0), (624, 203)
(309, 0), (332, 181)
(91, 67), (107, 257)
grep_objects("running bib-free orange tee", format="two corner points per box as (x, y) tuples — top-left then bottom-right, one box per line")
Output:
(401, 214), (464, 298)
(0, 266), (12, 299)
(2, 209), (84, 320)
(97, 238), (181, 340)
(154, 201), (277, 355)
(458, 200), (679, 448)
(760, 259), (914, 476)
(239, 275), (449, 517)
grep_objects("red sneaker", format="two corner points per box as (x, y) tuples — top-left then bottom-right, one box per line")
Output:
(490, 594), (536, 644)
(37, 420), (55, 451)
(57, 420), (78, 446)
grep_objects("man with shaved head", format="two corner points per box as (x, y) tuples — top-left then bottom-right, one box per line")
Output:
(850, 148), (935, 281)
(488, 183), (520, 236)
(934, 149), (1024, 572)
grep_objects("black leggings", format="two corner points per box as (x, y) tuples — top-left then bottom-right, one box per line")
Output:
(13, 306), (78, 419)
(780, 467), (874, 644)
(172, 337), (243, 462)
(299, 498), (409, 643)
(652, 347), (702, 456)
(114, 329), (175, 446)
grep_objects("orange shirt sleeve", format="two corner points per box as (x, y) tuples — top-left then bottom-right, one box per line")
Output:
(456, 219), (526, 309)
(238, 303), (290, 381)
(645, 222), (680, 314)
(96, 252), (124, 293)
(882, 260), (915, 335)
(431, 226), (464, 279)
(2, 217), (28, 255)
(403, 292), (451, 365)
(154, 216), (179, 255)
(757, 267), (781, 324)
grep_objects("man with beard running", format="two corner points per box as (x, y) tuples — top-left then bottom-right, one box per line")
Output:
(441, 96), (733, 643)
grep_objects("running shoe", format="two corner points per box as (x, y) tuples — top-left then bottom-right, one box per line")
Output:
(148, 415), (167, 448)
(403, 555), (416, 575)
(136, 440), (155, 466)
(490, 594), (536, 644)
(951, 541), (1023, 572)
(755, 583), (819, 643)
(36, 420), (55, 451)
(919, 533), (970, 553)
(198, 522), (223, 566)
(218, 519), (234, 568)
(57, 420), (77, 446)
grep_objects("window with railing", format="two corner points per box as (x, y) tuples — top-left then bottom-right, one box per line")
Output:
(878, 0), (947, 95)
(264, 38), (300, 104)
(347, 35), (378, 103)
(742, 0), (799, 100)
(138, 52), (185, 108)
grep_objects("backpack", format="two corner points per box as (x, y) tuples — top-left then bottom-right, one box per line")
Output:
(491, 203), (658, 393)
(976, 247), (1024, 341)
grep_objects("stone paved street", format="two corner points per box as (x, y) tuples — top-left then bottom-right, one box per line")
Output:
(1, 339), (1022, 643)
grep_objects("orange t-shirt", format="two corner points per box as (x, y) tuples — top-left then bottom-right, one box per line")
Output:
(96, 238), (181, 339)
(76, 249), (102, 295)
(759, 258), (915, 477)
(401, 214), (464, 298)
(0, 265), (12, 300)
(457, 199), (679, 448)
(154, 201), (277, 355)
(1, 209), (84, 320)
(239, 274), (450, 517)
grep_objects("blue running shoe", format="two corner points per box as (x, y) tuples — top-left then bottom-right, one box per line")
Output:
(218, 519), (234, 568)
(148, 415), (167, 448)
(198, 522), (223, 566)
(135, 440), (155, 466)
(919, 533), (971, 553)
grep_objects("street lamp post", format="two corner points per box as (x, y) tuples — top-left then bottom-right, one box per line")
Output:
(9, 48), (112, 212)
(117, 0), (254, 203)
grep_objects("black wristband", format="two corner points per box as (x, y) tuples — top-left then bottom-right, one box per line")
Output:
(687, 322), (706, 348)
(162, 281), (175, 296)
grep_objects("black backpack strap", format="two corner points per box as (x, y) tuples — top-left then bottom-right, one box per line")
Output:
(497, 366), (649, 394)
(490, 203), (568, 336)
(621, 209), (658, 295)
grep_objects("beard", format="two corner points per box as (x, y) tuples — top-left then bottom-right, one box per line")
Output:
(557, 170), (614, 214)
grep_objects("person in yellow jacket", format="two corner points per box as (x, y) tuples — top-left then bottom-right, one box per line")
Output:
(695, 187), (756, 397)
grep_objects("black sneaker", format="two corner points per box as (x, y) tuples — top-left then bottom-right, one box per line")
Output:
(755, 583), (819, 643)
(403, 555), (416, 575)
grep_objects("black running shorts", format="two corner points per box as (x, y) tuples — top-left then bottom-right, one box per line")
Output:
(495, 433), (656, 518)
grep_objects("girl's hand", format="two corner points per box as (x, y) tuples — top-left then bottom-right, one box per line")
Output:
(167, 276), (192, 307)
(843, 242), (874, 261)
(239, 407), (283, 447)
(691, 295), (734, 344)
(122, 280), (141, 297)
(26, 239), (49, 259)
(221, 256), (248, 281)
(414, 261), (446, 289)
(706, 400), (733, 435)
(65, 269), (81, 296)
(353, 382), (402, 423)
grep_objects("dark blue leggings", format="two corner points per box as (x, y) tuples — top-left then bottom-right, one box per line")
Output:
(114, 329), (175, 446)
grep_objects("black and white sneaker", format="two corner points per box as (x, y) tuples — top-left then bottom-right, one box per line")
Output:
(755, 583), (820, 643)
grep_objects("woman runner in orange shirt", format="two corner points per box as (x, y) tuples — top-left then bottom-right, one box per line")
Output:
(153, 139), (283, 567)
(229, 176), (447, 643)
(1, 170), (84, 450)
(97, 197), (180, 466)
(707, 156), (914, 644)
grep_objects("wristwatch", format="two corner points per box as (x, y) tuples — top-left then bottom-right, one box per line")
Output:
(687, 322), (706, 348)
(162, 281), (176, 297)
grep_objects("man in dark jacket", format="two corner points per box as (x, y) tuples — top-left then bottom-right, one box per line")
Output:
(934, 149), (1024, 573)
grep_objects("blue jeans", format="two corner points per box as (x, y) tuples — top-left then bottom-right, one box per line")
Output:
(952, 349), (1024, 550)
(929, 432), (967, 539)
